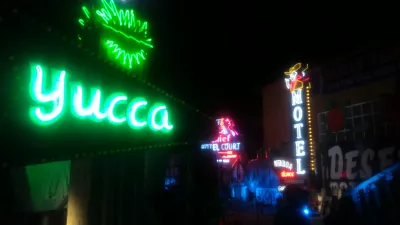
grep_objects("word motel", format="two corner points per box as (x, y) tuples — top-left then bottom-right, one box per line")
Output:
(285, 63), (311, 175)
(30, 65), (173, 131)
(291, 84), (306, 174)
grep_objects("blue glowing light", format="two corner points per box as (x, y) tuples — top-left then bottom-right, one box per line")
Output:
(302, 207), (310, 216)
(165, 177), (176, 186)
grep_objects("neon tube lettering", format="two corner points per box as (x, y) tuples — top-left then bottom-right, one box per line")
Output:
(293, 123), (303, 139)
(30, 65), (173, 131)
(291, 89), (303, 105)
(72, 86), (107, 119)
(107, 95), (127, 123)
(31, 65), (65, 122)
(291, 89), (306, 175)
(150, 106), (173, 131)
(127, 100), (148, 127)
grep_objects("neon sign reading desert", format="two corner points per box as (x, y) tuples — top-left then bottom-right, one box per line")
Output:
(30, 65), (173, 131)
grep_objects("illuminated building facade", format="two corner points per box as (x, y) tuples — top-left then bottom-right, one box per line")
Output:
(263, 44), (400, 192)
(312, 47), (400, 194)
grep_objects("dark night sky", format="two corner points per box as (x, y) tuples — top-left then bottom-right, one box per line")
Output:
(9, 0), (398, 151)
(148, 1), (397, 150)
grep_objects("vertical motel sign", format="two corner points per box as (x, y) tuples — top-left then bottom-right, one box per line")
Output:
(284, 63), (315, 175)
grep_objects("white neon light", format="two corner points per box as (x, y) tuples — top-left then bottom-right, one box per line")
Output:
(291, 89), (303, 105)
(295, 140), (305, 157)
(216, 159), (231, 163)
(293, 106), (303, 122)
(291, 89), (306, 175)
(200, 142), (241, 151)
(296, 158), (306, 174)
(273, 160), (293, 170)
(294, 123), (303, 139)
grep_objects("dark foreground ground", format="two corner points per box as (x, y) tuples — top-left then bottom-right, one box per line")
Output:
(222, 201), (324, 225)
(223, 211), (324, 225)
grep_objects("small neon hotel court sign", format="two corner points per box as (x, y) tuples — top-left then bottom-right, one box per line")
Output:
(200, 117), (241, 151)
(29, 64), (173, 132)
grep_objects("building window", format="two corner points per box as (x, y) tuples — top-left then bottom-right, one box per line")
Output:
(317, 100), (397, 143)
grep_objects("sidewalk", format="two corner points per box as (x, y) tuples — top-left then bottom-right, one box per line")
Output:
(222, 211), (274, 225)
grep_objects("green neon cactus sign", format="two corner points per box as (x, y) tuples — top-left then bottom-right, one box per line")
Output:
(78, 0), (153, 70)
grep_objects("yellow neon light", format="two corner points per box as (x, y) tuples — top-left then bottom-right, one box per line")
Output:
(284, 63), (310, 92)
(285, 62), (315, 173)
(306, 86), (315, 171)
